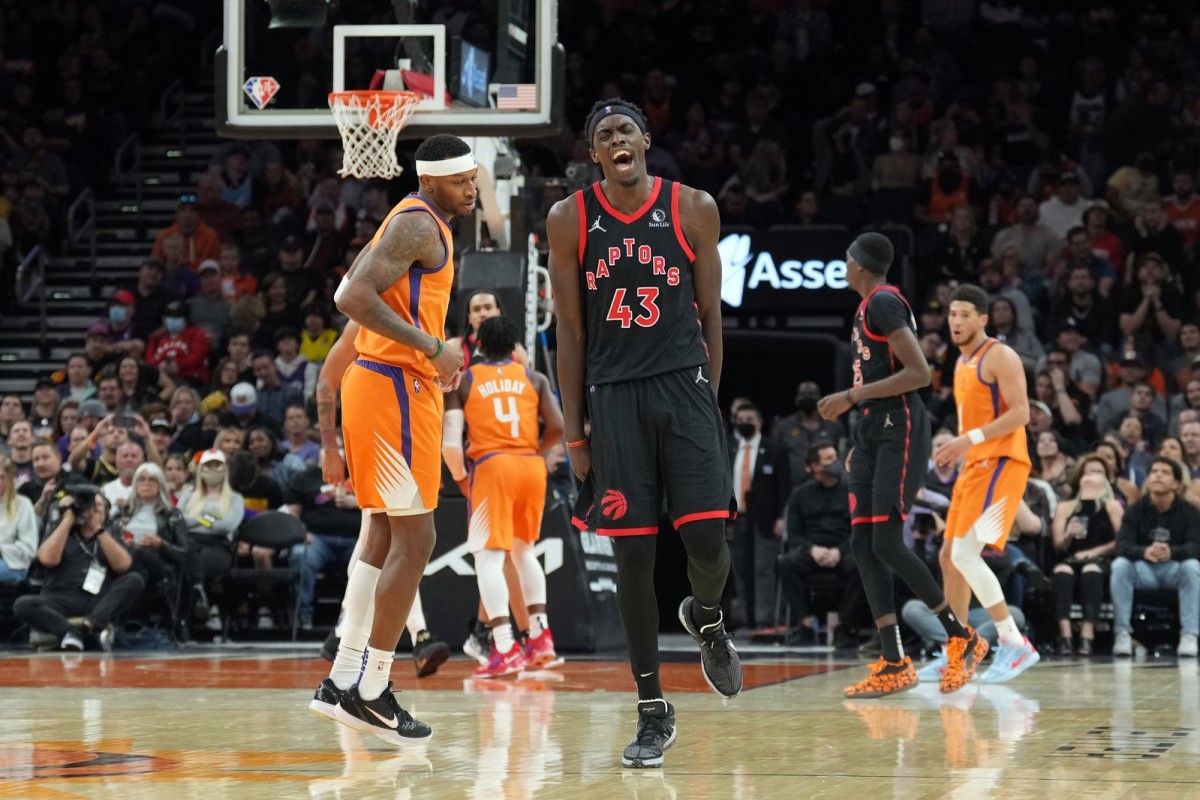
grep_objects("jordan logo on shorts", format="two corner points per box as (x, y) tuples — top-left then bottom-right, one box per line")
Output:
(589, 215), (607, 233)
(883, 413), (893, 428)
(695, 367), (709, 384)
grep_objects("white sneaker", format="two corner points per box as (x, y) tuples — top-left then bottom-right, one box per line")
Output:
(1179, 633), (1198, 658)
(257, 606), (275, 629)
(1113, 631), (1133, 657)
(205, 606), (223, 632)
(916, 649), (948, 682)
(60, 630), (84, 651)
(98, 625), (114, 653)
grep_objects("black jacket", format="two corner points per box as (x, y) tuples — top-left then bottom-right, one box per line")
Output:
(730, 436), (792, 539)
(1114, 494), (1200, 562)
(784, 477), (850, 554)
(110, 504), (190, 564)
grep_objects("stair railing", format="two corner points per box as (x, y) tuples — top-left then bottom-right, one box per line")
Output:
(14, 245), (48, 357)
(112, 133), (144, 237)
(66, 188), (98, 294)
(158, 78), (186, 150)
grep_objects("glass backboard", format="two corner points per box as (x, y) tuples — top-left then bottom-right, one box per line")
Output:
(217, 0), (563, 139)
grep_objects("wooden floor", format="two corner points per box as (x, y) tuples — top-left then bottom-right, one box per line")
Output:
(3, 645), (1200, 799)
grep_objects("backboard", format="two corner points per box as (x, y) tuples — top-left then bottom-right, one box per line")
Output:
(217, 0), (563, 140)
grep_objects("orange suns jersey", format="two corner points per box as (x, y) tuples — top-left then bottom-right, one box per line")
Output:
(462, 359), (541, 461)
(353, 193), (455, 380)
(954, 338), (1031, 465)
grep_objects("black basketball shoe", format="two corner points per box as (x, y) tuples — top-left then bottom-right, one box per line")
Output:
(335, 682), (432, 746)
(678, 597), (743, 699)
(308, 678), (344, 721)
(622, 699), (677, 768)
(411, 630), (451, 678)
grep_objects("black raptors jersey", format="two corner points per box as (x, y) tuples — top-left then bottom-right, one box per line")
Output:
(576, 177), (708, 385)
(851, 284), (919, 407)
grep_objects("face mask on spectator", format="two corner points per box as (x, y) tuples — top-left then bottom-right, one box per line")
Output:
(735, 422), (758, 439)
(165, 317), (185, 335)
(109, 306), (128, 323)
(821, 460), (844, 480)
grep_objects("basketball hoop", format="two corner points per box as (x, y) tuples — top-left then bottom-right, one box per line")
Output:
(328, 90), (421, 179)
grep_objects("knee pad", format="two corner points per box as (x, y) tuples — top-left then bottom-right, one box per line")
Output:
(949, 536), (1006, 608)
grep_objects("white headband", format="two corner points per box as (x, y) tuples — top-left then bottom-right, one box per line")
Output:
(416, 153), (477, 177)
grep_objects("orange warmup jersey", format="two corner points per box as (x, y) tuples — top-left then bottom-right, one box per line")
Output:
(462, 359), (540, 460)
(354, 193), (456, 377)
(462, 359), (546, 553)
(341, 194), (454, 512)
(954, 338), (1030, 466)
(946, 337), (1031, 546)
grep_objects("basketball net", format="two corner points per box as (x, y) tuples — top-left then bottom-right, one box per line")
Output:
(328, 90), (421, 179)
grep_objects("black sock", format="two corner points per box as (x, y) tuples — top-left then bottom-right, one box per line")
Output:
(635, 670), (663, 701)
(880, 624), (904, 662)
(937, 606), (968, 639)
(692, 602), (721, 628)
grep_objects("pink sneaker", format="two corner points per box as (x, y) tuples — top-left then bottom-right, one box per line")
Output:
(524, 628), (564, 669)
(473, 643), (528, 678)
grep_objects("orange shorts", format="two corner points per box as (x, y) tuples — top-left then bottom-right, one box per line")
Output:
(341, 358), (444, 514)
(466, 453), (547, 553)
(944, 457), (1031, 548)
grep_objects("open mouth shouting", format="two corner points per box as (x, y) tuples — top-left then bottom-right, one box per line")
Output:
(611, 148), (635, 173)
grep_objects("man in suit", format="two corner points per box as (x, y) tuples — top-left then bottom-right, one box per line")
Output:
(728, 403), (792, 627)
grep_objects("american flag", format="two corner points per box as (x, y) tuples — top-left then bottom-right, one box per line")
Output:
(497, 84), (537, 110)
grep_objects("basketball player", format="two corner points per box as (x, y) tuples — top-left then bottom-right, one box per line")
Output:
(307, 316), (450, 680)
(547, 98), (741, 769)
(312, 134), (472, 746)
(932, 284), (1040, 685)
(450, 290), (529, 369)
(445, 287), (534, 663)
(443, 316), (564, 678)
(817, 233), (984, 698)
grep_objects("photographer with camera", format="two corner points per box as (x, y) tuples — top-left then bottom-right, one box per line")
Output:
(1110, 456), (1200, 658)
(13, 486), (144, 651)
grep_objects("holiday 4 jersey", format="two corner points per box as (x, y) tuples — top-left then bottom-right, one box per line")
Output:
(461, 359), (541, 461)
(575, 177), (708, 384)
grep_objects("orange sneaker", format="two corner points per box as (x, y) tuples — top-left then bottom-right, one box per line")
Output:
(843, 656), (918, 698)
(940, 627), (989, 694)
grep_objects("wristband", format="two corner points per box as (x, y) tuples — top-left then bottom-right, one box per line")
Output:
(967, 428), (986, 446)
(565, 439), (587, 449)
(430, 339), (444, 360)
(845, 388), (856, 405)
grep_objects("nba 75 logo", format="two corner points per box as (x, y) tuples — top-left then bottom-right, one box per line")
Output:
(649, 208), (669, 228)
(243, 77), (281, 109)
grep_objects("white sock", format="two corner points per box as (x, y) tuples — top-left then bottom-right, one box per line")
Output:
(406, 591), (427, 642)
(492, 621), (515, 655)
(529, 612), (549, 639)
(357, 646), (394, 701)
(995, 615), (1024, 648)
(336, 511), (373, 639)
(329, 561), (381, 690)
(475, 548), (510, 620)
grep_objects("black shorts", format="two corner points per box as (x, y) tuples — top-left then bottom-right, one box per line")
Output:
(572, 364), (736, 536)
(848, 394), (930, 525)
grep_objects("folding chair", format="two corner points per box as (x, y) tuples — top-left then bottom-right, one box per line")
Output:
(218, 512), (307, 641)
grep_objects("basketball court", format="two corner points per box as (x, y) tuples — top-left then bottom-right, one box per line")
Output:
(3, 646), (1199, 798)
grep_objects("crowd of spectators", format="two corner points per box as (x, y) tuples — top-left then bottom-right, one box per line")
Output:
(5, 1), (1200, 655)
(0, 0), (207, 308)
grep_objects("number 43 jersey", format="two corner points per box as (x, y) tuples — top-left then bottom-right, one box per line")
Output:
(576, 177), (709, 385)
(462, 359), (541, 461)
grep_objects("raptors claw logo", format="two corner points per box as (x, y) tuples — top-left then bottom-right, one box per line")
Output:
(600, 489), (628, 520)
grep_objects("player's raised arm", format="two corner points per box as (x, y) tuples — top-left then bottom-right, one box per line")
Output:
(680, 186), (724, 396)
(547, 194), (588, 479)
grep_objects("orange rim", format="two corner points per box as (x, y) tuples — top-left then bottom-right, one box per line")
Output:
(328, 90), (421, 129)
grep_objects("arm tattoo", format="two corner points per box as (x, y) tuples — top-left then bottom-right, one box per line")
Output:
(343, 213), (444, 351)
(316, 379), (337, 444)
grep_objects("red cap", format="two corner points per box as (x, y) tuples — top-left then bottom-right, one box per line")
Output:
(111, 289), (135, 306)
